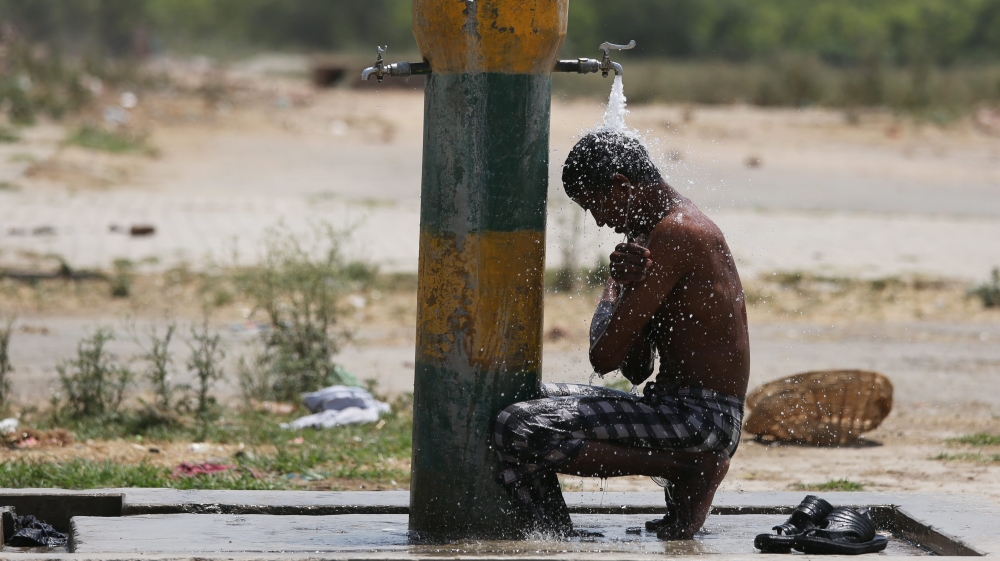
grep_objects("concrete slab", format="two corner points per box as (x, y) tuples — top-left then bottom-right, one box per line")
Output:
(68, 513), (928, 556)
(0, 489), (995, 558)
(0, 490), (122, 532)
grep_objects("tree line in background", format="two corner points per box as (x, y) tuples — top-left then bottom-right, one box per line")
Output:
(1, 0), (1000, 66)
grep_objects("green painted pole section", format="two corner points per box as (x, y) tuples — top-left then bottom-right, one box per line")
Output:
(407, 0), (567, 541)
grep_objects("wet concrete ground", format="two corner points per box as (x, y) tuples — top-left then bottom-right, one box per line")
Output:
(1, 489), (990, 557)
(68, 513), (927, 555)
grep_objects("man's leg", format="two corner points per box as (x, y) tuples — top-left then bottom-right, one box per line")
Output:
(559, 441), (730, 539)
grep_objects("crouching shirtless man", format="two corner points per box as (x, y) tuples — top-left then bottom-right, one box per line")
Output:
(493, 130), (750, 540)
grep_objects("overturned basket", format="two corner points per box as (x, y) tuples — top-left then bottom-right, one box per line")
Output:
(743, 370), (893, 446)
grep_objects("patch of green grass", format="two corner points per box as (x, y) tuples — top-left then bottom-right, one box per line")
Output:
(30, 402), (413, 488)
(970, 268), (1000, 308)
(0, 126), (19, 143)
(0, 459), (284, 490)
(934, 452), (1000, 462)
(950, 433), (1000, 446)
(790, 479), (865, 492)
(66, 126), (152, 154)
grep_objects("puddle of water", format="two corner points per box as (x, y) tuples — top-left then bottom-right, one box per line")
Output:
(71, 513), (930, 555)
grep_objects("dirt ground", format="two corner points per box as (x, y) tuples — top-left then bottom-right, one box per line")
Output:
(1, 54), (1000, 498)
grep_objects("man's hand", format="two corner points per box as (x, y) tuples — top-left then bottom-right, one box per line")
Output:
(610, 242), (652, 284)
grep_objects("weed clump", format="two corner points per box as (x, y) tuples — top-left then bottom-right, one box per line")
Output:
(137, 323), (184, 413)
(187, 320), (225, 436)
(109, 259), (134, 298)
(970, 268), (1000, 308)
(0, 317), (14, 411)
(790, 479), (865, 492)
(66, 125), (153, 155)
(236, 224), (373, 401)
(56, 328), (133, 419)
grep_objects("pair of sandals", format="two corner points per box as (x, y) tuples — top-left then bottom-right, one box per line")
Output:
(755, 495), (888, 555)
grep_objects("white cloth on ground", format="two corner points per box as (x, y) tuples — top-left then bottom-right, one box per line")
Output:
(281, 385), (390, 429)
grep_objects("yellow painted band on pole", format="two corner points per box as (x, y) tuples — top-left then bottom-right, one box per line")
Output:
(413, 0), (568, 74)
(416, 229), (544, 371)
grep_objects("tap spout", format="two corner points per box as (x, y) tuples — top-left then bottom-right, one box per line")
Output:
(610, 62), (623, 77)
(361, 65), (380, 81)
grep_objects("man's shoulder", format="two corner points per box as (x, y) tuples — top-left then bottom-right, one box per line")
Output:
(649, 205), (723, 249)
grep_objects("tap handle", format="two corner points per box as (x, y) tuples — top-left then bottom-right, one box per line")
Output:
(599, 40), (636, 56)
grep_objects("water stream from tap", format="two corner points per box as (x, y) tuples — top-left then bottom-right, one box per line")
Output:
(602, 74), (629, 131)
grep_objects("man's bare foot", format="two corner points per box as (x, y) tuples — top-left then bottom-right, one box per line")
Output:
(653, 452), (730, 540)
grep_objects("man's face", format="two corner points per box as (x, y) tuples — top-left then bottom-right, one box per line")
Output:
(570, 181), (632, 234)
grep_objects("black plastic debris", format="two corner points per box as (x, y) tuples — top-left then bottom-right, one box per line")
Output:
(7, 515), (67, 548)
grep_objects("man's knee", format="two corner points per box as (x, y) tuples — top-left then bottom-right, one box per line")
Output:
(493, 403), (529, 451)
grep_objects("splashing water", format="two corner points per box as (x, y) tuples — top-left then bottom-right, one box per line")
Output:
(602, 75), (629, 130)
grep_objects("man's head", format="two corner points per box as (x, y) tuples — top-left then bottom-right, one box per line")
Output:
(562, 130), (663, 234)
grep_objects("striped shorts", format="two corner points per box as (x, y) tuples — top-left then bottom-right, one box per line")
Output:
(494, 383), (744, 487)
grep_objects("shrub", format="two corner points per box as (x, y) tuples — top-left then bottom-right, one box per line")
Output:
(66, 125), (152, 155)
(235, 224), (371, 401)
(139, 323), (184, 412)
(971, 268), (1000, 308)
(57, 329), (133, 418)
(109, 259), (134, 298)
(186, 320), (225, 435)
(0, 317), (14, 411)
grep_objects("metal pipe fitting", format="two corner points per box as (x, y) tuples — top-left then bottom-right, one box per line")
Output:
(552, 40), (634, 77)
(360, 46), (432, 82)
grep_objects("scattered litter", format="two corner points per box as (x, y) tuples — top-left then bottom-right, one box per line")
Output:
(288, 437), (304, 445)
(282, 385), (389, 430)
(189, 442), (211, 453)
(347, 294), (367, 309)
(743, 370), (893, 446)
(546, 326), (568, 341)
(7, 515), (67, 548)
(250, 399), (295, 415)
(284, 469), (326, 481)
(119, 91), (138, 109)
(148, 447), (160, 454)
(131, 443), (146, 451)
(129, 225), (155, 237)
(103, 105), (129, 125)
(227, 321), (271, 338)
(0, 418), (18, 435)
(4, 427), (73, 449)
(328, 364), (360, 387)
(975, 108), (1000, 135)
(172, 462), (235, 478)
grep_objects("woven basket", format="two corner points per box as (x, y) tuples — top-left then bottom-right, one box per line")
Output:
(743, 370), (893, 446)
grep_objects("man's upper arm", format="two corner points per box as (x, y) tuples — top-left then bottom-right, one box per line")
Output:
(589, 226), (691, 374)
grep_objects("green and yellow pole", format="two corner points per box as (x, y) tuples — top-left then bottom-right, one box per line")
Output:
(409, 0), (568, 540)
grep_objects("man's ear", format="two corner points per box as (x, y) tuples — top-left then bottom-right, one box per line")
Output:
(610, 173), (633, 199)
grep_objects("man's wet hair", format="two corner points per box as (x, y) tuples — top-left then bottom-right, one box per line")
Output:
(561, 130), (663, 199)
